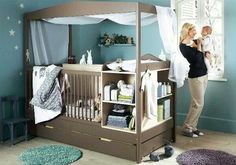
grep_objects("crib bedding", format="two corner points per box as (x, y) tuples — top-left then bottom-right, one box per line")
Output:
(31, 65), (62, 124)
(31, 65), (62, 111)
(66, 104), (99, 119)
(31, 65), (100, 123)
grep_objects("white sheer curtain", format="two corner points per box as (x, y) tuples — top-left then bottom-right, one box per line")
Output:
(30, 21), (69, 65)
(156, 6), (189, 88)
(44, 12), (157, 26)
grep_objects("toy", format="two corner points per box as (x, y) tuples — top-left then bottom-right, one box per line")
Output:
(92, 94), (102, 122)
(149, 144), (174, 162)
(87, 49), (93, 64)
(79, 54), (86, 64)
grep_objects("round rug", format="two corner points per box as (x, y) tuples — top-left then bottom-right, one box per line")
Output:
(176, 149), (236, 165)
(19, 144), (82, 165)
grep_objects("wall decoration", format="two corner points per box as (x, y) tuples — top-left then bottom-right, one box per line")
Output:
(0, 0), (86, 99)
(19, 3), (25, 9)
(14, 45), (19, 50)
(9, 29), (16, 36)
(99, 33), (135, 47)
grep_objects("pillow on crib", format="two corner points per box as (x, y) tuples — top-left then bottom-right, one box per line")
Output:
(121, 60), (136, 72)
(107, 59), (135, 72)
(106, 61), (122, 71)
(107, 59), (156, 72)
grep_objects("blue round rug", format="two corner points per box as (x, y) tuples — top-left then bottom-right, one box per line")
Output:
(176, 149), (236, 165)
(19, 144), (82, 165)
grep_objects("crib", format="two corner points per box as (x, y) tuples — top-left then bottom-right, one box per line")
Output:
(24, 1), (176, 163)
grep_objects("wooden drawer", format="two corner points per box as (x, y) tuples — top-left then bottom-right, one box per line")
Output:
(36, 124), (137, 161)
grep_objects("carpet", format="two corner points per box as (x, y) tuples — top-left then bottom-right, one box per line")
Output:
(176, 149), (236, 165)
(19, 144), (82, 165)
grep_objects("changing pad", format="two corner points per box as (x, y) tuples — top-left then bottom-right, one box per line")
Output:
(106, 59), (157, 72)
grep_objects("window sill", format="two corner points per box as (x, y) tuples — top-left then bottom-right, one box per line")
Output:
(208, 77), (227, 82)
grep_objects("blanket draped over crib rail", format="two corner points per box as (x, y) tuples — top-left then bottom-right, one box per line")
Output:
(30, 64), (62, 124)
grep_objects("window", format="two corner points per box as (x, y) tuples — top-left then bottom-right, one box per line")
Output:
(175, 0), (224, 80)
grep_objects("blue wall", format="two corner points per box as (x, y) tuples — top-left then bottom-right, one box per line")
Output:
(0, 0), (75, 97)
(99, 20), (163, 62)
(72, 24), (102, 64)
(1, 0), (236, 134)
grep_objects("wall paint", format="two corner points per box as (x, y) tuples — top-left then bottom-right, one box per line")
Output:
(98, 20), (164, 63)
(0, 0), (76, 97)
(1, 0), (236, 134)
(72, 24), (102, 64)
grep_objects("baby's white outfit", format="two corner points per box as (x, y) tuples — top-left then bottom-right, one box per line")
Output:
(202, 34), (214, 73)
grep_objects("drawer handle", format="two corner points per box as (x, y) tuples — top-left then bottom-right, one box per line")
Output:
(45, 125), (54, 129)
(99, 137), (112, 142)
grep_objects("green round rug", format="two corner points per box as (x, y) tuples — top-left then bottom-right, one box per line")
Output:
(19, 144), (82, 165)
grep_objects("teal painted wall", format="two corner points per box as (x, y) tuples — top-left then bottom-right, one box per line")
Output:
(72, 0), (169, 63)
(1, 0), (236, 134)
(72, 24), (102, 64)
(98, 20), (164, 63)
(0, 0), (77, 97)
(0, 0), (77, 140)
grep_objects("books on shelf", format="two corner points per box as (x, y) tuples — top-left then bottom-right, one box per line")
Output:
(164, 99), (170, 119)
(158, 105), (164, 122)
(157, 99), (170, 121)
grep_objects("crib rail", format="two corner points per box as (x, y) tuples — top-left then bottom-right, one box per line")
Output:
(62, 70), (101, 121)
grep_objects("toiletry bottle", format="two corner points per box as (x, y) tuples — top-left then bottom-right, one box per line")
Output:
(162, 82), (167, 96)
(167, 82), (171, 94)
(158, 82), (162, 97)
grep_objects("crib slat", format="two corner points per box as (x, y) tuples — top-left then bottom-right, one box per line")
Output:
(88, 75), (91, 121)
(62, 70), (101, 122)
(76, 74), (79, 119)
(92, 75), (95, 119)
(84, 75), (87, 120)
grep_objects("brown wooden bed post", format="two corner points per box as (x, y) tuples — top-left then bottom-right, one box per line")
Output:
(68, 25), (72, 57)
(135, 2), (142, 163)
(23, 15), (36, 135)
(172, 83), (176, 142)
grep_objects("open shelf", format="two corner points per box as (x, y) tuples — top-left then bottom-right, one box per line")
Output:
(102, 100), (135, 106)
(142, 117), (172, 131)
(157, 93), (172, 100)
(102, 70), (136, 75)
(102, 125), (136, 134)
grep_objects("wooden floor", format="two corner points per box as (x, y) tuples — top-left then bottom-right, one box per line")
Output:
(1, 127), (236, 165)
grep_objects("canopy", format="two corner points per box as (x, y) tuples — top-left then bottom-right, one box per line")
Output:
(44, 12), (157, 26)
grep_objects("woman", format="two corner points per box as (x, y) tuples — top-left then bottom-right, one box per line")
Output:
(179, 23), (208, 138)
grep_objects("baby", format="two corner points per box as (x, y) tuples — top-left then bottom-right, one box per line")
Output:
(200, 26), (215, 73)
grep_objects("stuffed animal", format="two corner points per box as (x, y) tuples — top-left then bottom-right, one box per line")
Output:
(94, 93), (101, 110)
(79, 54), (86, 64)
(87, 50), (93, 64)
(92, 94), (102, 122)
(105, 38), (111, 46)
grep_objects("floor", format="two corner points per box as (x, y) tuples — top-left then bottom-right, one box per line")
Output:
(1, 127), (236, 165)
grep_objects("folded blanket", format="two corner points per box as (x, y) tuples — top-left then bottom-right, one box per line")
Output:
(31, 65), (62, 111)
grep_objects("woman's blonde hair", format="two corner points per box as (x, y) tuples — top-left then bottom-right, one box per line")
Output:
(180, 22), (195, 43)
